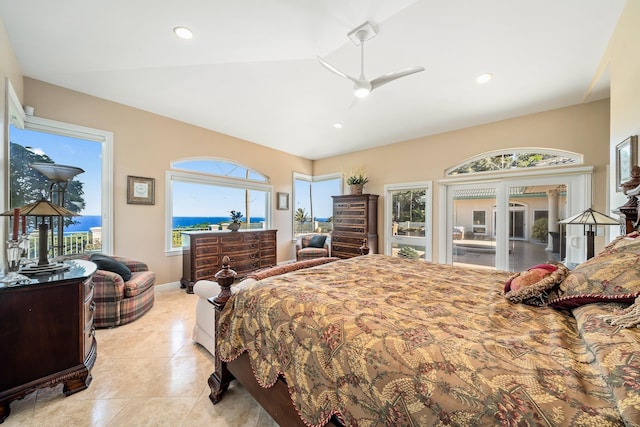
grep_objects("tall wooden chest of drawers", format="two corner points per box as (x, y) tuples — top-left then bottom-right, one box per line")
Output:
(331, 194), (379, 258)
(181, 229), (277, 293)
(0, 260), (97, 423)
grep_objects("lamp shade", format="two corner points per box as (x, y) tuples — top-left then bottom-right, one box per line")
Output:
(30, 163), (84, 182)
(558, 208), (619, 225)
(1, 199), (78, 217)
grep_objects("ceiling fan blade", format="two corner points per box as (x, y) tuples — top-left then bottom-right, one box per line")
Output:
(317, 56), (359, 84)
(370, 66), (425, 90)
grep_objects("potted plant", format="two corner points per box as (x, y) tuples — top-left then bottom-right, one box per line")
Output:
(227, 210), (243, 231)
(346, 167), (369, 195)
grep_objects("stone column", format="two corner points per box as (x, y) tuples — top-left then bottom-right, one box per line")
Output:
(546, 189), (559, 252)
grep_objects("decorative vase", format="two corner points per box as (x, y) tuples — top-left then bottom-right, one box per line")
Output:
(350, 184), (363, 195)
(227, 222), (241, 231)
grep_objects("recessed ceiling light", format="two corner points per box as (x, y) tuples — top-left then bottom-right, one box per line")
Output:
(333, 123), (343, 129)
(173, 26), (193, 40)
(476, 73), (493, 84)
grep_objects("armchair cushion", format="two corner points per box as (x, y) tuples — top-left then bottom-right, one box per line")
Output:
(308, 235), (327, 248)
(90, 253), (132, 281)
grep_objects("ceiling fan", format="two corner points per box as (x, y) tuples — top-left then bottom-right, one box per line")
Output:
(317, 21), (425, 99)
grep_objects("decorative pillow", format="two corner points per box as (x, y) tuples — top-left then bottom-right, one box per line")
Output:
(504, 263), (569, 306)
(89, 253), (132, 281)
(548, 245), (640, 309)
(600, 231), (640, 255)
(308, 235), (327, 248)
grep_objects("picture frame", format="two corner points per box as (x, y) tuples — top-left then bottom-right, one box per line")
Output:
(616, 135), (638, 191)
(277, 192), (289, 210)
(127, 176), (155, 205)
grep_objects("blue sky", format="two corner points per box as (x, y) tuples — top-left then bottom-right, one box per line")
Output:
(10, 125), (340, 219)
(10, 125), (102, 215)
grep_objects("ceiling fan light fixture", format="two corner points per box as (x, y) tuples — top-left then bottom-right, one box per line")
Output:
(354, 87), (370, 98)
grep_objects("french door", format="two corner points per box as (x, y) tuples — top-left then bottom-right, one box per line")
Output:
(384, 182), (432, 261)
(440, 168), (593, 271)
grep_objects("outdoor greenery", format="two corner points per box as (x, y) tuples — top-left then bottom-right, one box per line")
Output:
(9, 142), (86, 229)
(531, 217), (549, 242)
(449, 153), (568, 175)
(397, 246), (420, 259)
(392, 190), (426, 223)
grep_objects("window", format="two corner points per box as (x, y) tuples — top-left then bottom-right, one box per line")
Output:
(446, 149), (582, 176)
(472, 210), (487, 235)
(9, 115), (113, 255)
(292, 173), (342, 236)
(166, 159), (272, 252)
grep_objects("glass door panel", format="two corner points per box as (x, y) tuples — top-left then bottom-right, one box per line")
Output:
(507, 185), (567, 272)
(452, 187), (497, 269)
(386, 184), (431, 260)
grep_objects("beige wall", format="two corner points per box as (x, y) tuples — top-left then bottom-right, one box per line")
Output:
(605, 0), (640, 218)
(314, 99), (610, 262)
(23, 78), (313, 284)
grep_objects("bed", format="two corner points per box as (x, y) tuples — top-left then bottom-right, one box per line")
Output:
(207, 238), (640, 426)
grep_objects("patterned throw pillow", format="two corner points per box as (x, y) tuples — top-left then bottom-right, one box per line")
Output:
(548, 237), (640, 309)
(504, 263), (569, 306)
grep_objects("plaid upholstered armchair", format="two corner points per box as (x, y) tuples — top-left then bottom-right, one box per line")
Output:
(56, 254), (155, 328)
(295, 234), (330, 261)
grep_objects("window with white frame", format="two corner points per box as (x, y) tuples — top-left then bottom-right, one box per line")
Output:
(292, 172), (342, 236)
(166, 159), (272, 252)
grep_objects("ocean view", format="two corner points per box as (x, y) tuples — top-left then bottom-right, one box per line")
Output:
(65, 216), (268, 232)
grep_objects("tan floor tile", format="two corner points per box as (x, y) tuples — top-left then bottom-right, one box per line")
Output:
(2, 284), (278, 427)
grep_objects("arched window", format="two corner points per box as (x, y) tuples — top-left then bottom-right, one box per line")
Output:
(446, 148), (582, 176)
(166, 158), (272, 252)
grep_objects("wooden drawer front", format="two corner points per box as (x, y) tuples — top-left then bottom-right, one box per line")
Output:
(194, 266), (218, 281)
(331, 248), (359, 258)
(334, 216), (366, 225)
(332, 235), (366, 246)
(260, 247), (276, 258)
(195, 245), (219, 257)
(334, 208), (366, 217)
(83, 277), (94, 298)
(235, 260), (261, 275)
(228, 251), (260, 265)
(84, 297), (95, 330)
(84, 321), (95, 358)
(220, 234), (244, 245)
(333, 225), (366, 234)
(194, 256), (219, 269)
(195, 236), (220, 246)
(259, 232), (276, 242)
(223, 242), (260, 254)
(260, 257), (276, 267)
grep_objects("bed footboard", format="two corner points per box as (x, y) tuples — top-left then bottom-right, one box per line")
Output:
(207, 256), (341, 426)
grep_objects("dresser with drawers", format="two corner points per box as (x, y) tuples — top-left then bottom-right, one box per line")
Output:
(0, 260), (97, 423)
(181, 229), (277, 293)
(331, 194), (379, 258)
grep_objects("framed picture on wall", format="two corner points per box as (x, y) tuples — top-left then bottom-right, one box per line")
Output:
(277, 192), (289, 210)
(127, 175), (155, 204)
(616, 135), (638, 191)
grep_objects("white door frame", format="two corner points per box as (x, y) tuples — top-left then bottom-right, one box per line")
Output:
(439, 166), (593, 270)
(384, 181), (433, 261)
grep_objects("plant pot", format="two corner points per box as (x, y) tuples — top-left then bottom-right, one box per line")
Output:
(227, 222), (241, 231)
(350, 184), (363, 195)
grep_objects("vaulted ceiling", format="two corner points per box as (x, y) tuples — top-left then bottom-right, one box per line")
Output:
(0, 1), (625, 160)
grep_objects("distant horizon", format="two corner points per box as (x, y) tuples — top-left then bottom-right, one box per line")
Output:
(65, 215), (331, 233)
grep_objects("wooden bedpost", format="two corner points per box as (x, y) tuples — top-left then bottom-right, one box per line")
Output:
(207, 256), (237, 404)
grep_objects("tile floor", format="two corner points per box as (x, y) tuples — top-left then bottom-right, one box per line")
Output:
(4, 285), (278, 427)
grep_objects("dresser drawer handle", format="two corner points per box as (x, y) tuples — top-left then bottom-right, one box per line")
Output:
(89, 301), (96, 312)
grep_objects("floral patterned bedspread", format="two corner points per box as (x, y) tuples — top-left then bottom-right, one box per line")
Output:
(218, 254), (640, 426)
